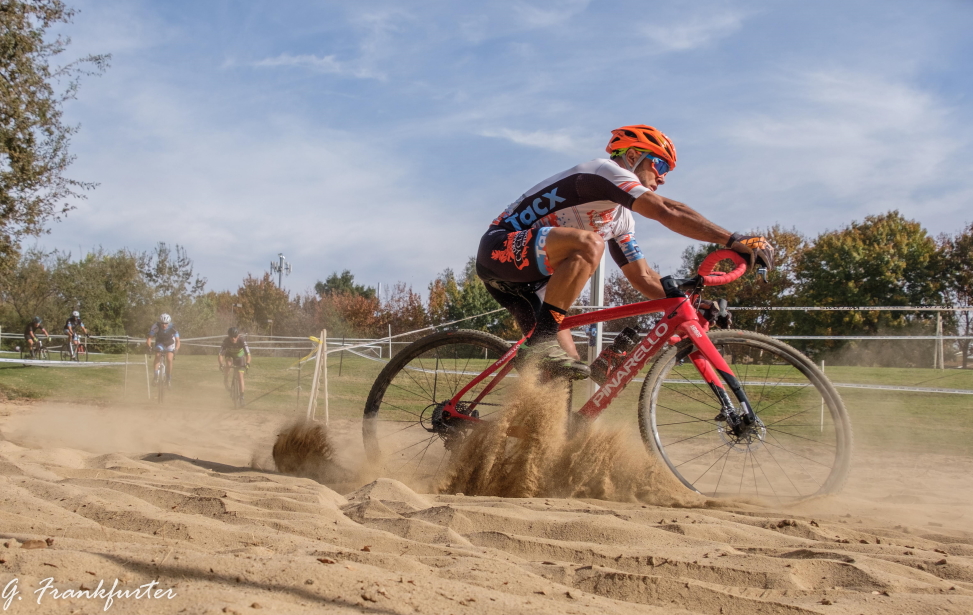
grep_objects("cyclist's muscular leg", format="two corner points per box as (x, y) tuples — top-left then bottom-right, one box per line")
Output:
(539, 228), (605, 312)
(530, 228), (603, 380)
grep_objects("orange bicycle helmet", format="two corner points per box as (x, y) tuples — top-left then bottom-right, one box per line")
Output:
(606, 125), (677, 171)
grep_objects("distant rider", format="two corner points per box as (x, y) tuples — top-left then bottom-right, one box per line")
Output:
(63, 311), (88, 359)
(218, 327), (251, 404)
(23, 317), (50, 357)
(147, 313), (180, 387)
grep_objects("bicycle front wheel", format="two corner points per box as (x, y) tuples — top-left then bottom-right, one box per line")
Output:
(363, 330), (512, 487)
(640, 330), (852, 503)
(230, 373), (241, 408)
(157, 364), (167, 403)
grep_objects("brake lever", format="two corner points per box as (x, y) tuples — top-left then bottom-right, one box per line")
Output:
(756, 267), (768, 283)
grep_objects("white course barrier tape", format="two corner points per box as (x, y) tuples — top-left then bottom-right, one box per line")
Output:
(0, 357), (142, 367)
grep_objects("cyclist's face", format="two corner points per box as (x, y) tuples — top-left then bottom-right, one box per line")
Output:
(626, 150), (666, 191)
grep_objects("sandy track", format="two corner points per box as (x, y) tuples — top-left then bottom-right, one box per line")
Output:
(1, 400), (972, 614)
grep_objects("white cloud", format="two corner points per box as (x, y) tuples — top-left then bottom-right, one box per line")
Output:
(479, 128), (595, 155)
(640, 10), (746, 52)
(511, 0), (592, 29)
(252, 53), (382, 80)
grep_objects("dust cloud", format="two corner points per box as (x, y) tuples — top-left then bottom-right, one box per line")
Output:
(439, 370), (707, 507)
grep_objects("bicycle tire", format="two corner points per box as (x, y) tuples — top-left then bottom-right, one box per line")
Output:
(230, 372), (241, 408)
(639, 330), (852, 502)
(157, 362), (167, 404)
(362, 329), (512, 486)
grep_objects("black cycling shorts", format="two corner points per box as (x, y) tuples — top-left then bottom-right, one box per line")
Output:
(475, 227), (554, 285)
(476, 227), (557, 337)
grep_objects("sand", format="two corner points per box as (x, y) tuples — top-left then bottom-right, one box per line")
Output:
(1, 393), (972, 614)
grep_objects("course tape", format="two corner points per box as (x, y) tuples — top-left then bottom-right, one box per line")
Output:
(0, 357), (142, 367)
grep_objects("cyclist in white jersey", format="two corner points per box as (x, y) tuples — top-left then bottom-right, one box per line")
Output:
(475, 124), (775, 379)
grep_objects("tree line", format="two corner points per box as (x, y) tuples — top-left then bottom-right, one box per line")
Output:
(0, 210), (969, 367)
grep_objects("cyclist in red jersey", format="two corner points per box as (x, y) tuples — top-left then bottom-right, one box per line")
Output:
(476, 125), (775, 379)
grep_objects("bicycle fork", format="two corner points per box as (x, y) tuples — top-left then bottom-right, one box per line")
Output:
(682, 329), (757, 436)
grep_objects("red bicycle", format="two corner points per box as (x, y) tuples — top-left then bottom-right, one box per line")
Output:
(363, 249), (853, 502)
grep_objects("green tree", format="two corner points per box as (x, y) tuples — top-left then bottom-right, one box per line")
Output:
(0, 1), (108, 269)
(0, 247), (56, 328)
(940, 223), (973, 368)
(793, 211), (945, 365)
(51, 247), (150, 336)
(314, 270), (375, 299)
(679, 225), (808, 334)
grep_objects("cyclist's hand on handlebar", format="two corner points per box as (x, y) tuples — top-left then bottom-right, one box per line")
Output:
(727, 233), (775, 274)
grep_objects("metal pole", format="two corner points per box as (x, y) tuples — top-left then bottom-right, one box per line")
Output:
(145, 354), (151, 400)
(587, 252), (606, 399)
(322, 329), (329, 426)
(339, 336), (345, 376)
(296, 359), (301, 409)
(388, 324), (392, 359)
(124, 348), (129, 397)
(820, 360), (825, 433)
(936, 312), (944, 370)
(306, 329), (325, 421)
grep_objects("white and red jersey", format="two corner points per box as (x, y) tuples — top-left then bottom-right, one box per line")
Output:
(488, 158), (648, 267)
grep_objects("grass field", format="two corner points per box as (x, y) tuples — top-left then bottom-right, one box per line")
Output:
(1, 344), (971, 456)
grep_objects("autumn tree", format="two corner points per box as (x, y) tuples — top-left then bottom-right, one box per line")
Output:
(0, 1), (108, 270)
(237, 273), (290, 335)
(427, 268), (461, 325)
(382, 282), (428, 336)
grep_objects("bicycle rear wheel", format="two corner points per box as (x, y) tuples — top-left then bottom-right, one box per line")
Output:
(640, 330), (852, 502)
(363, 330), (512, 488)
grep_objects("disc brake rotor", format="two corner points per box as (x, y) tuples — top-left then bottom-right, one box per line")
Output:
(717, 415), (767, 451)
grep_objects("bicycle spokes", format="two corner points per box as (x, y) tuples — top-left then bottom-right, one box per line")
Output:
(643, 331), (851, 502)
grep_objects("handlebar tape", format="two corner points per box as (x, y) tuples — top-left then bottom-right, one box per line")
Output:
(698, 249), (748, 286)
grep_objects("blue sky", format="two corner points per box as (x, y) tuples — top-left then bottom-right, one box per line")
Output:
(40, 0), (973, 295)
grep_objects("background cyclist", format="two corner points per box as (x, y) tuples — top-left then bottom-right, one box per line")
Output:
(147, 313), (180, 387)
(218, 327), (251, 405)
(475, 124), (775, 380)
(63, 311), (88, 358)
(23, 317), (50, 357)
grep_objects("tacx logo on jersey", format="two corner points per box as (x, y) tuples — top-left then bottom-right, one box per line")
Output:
(503, 188), (566, 231)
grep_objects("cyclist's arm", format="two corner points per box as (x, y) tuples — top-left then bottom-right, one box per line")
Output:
(244, 341), (251, 366)
(631, 192), (732, 245)
(620, 259), (664, 300)
(174, 334), (181, 353)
